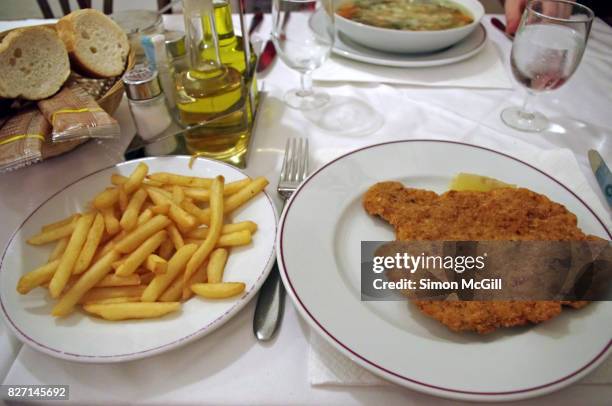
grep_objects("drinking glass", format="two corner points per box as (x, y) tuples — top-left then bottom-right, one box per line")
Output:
(501, 0), (594, 132)
(272, 0), (334, 110)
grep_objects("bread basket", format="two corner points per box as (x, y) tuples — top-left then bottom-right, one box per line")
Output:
(0, 24), (136, 159)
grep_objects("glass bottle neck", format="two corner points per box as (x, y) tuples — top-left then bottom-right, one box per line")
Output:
(208, 1), (236, 42)
(183, 0), (223, 72)
(201, 0), (239, 64)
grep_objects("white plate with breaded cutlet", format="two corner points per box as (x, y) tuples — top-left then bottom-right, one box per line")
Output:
(278, 140), (611, 402)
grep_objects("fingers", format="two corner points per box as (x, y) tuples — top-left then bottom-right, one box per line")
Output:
(505, 0), (528, 34)
(542, 2), (573, 19)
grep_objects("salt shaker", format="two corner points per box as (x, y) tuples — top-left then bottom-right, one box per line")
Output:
(122, 65), (176, 155)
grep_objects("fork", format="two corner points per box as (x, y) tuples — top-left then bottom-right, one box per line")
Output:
(253, 138), (309, 341)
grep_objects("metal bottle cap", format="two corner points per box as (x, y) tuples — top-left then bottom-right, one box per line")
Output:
(165, 30), (186, 59)
(122, 65), (162, 101)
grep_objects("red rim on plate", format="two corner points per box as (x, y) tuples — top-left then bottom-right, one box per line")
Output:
(278, 139), (611, 400)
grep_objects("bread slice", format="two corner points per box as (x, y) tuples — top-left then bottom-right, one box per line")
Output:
(57, 9), (129, 78)
(0, 26), (70, 100)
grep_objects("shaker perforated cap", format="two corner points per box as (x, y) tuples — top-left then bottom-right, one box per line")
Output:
(122, 65), (162, 100)
(165, 30), (186, 59)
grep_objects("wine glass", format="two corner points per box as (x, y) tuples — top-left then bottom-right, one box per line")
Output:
(272, 0), (334, 110)
(501, 0), (594, 132)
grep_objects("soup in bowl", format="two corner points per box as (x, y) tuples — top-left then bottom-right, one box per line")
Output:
(335, 0), (484, 53)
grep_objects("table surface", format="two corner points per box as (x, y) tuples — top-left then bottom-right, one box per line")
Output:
(1, 14), (611, 405)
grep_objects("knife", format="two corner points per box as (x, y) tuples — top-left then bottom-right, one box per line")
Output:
(256, 41), (276, 74)
(588, 149), (612, 208)
(249, 12), (264, 36)
(257, 12), (290, 73)
(490, 17), (515, 41)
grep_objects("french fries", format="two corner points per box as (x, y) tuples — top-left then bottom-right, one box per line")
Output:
(139, 272), (156, 285)
(27, 219), (77, 245)
(151, 203), (170, 214)
(83, 297), (141, 305)
(158, 281), (183, 302)
(223, 177), (269, 214)
(191, 282), (245, 299)
(118, 186), (128, 212)
(180, 199), (209, 224)
(111, 174), (127, 186)
(167, 224), (184, 249)
(146, 254), (167, 274)
(93, 188), (119, 210)
(124, 163), (148, 194)
(100, 206), (120, 235)
(137, 208), (153, 225)
(48, 237), (69, 262)
(95, 230), (126, 261)
(184, 231), (253, 248)
(66, 273), (141, 289)
(116, 230), (167, 276)
(19, 162), (269, 322)
(41, 214), (79, 232)
(78, 285), (146, 304)
(190, 177), (269, 225)
(112, 258), (126, 270)
(183, 176), (224, 298)
(150, 186), (173, 200)
(171, 185), (185, 204)
(182, 178), (251, 202)
(158, 238), (174, 260)
(52, 250), (120, 316)
(114, 215), (171, 254)
(216, 230), (252, 247)
(159, 261), (207, 302)
(17, 260), (60, 294)
(187, 221), (257, 239)
(149, 173), (213, 188)
(144, 179), (165, 187)
(207, 249), (228, 284)
(73, 213), (105, 274)
(119, 188), (148, 231)
(95, 273), (141, 287)
(83, 302), (180, 321)
(142, 244), (198, 302)
(48, 213), (96, 298)
(147, 188), (196, 232)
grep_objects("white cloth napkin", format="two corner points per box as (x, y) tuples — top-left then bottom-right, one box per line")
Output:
(308, 146), (612, 387)
(0, 322), (20, 383)
(313, 42), (513, 89)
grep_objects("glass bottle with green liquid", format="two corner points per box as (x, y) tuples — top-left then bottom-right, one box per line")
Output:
(175, 0), (249, 161)
(202, 0), (258, 114)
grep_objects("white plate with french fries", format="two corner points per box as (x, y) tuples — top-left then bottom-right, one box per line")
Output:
(0, 156), (278, 362)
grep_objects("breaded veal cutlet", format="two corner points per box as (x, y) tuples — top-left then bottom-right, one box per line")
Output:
(363, 181), (591, 334)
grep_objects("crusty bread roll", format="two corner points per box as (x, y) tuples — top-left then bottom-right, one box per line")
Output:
(57, 9), (129, 78)
(0, 26), (70, 100)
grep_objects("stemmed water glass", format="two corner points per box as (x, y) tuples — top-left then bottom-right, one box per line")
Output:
(271, 0), (334, 110)
(501, 0), (594, 132)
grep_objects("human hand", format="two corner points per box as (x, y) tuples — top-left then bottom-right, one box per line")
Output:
(504, 0), (528, 35)
(505, 0), (576, 35)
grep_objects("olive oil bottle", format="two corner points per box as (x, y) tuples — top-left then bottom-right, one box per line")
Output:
(175, 0), (249, 160)
(201, 0), (258, 115)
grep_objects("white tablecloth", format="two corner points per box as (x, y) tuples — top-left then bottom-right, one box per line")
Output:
(0, 14), (611, 405)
